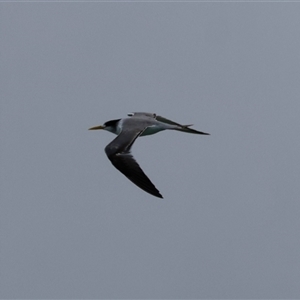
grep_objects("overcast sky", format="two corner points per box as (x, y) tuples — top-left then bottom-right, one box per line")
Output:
(1, 2), (300, 299)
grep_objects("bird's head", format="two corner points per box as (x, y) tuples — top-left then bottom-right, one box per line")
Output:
(89, 119), (121, 134)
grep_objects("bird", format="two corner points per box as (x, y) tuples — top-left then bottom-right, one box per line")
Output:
(89, 112), (209, 198)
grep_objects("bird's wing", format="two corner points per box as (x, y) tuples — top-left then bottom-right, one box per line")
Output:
(128, 112), (156, 119)
(105, 129), (163, 198)
(156, 115), (192, 127)
(156, 115), (210, 135)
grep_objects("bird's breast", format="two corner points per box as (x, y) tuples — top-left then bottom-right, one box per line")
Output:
(141, 125), (165, 136)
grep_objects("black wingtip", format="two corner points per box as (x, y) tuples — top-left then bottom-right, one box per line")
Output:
(195, 130), (210, 135)
(144, 188), (163, 199)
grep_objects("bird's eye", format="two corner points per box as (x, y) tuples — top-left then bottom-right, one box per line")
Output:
(127, 113), (134, 116)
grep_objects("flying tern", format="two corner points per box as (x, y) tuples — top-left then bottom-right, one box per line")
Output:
(89, 112), (209, 198)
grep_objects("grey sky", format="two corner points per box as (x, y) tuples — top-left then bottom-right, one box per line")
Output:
(1, 2), (300, 299)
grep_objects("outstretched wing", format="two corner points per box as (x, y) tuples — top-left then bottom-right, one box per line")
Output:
(156, 115), (210, 135)
(156, 115), (191, 127)
(128, 112), (157, 119)
(105, 129), (163, 198)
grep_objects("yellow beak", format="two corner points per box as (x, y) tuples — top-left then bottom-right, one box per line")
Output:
(88, 125), (105, 130)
